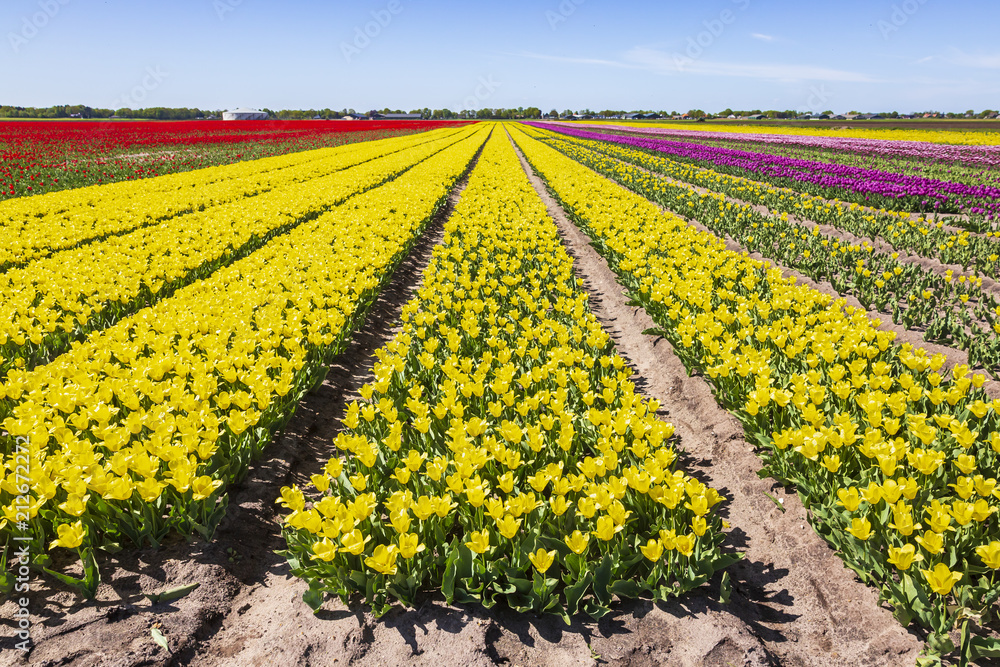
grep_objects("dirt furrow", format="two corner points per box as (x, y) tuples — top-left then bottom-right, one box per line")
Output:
(507, 131), (924, 666)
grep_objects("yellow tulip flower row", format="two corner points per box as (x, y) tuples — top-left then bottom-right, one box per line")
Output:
(529, 125), (997, 274)
(584, 120), (1000, 146)
(279, 128), (736, 620)
(0, 126), (491, 589)
(521, 126), (1000, 378)
(507, 124), (1000, 645)
(0, 128), (476, 376)
(0, 127), (464, 271)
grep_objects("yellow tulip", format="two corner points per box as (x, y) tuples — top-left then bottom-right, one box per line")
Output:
(920, 562), (963, 596)
(403, 450), (427, 472)
(550, 495), (572, 516)
(836, 487), (861, 512)
(365, 545), (399, 576)
(310, 473), (331, 494)
(674, 534), (695, 557)
(135, 478), (165, 502)
(276, 485), (305, 512)
(340, 529), (370, 556)
(915, 530), (944, 556)
(58, 493), (90, 517)
(976, 541), (1000, 569)
(191, 475), (223, 501)
(528, 548), (556, 574)
(49, 521), (86, 550)
(349, 473), (368, 492)
(465, 531), (491, 554)
(846, 517), (872, 541)
(495, 514), (521, 540)
(413, 496), (437, 521)
(639, 538), (663, 562)
(886, 544), (922, 571)
(389, 509), (411, 534)
(398, 533), (425, 559)
(311, 537), (339, 562)
(324, 457), (344, 479)
(564, 530), (590, 555)
(592, 515), (620, 542)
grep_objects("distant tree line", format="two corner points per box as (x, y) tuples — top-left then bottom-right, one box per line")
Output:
(0, 105), (220, 119)
(2, 104), (997, 121)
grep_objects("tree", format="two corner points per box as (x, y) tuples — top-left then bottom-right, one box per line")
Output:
(523, 107), (542, 119)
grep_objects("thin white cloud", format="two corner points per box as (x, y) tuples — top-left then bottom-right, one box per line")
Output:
(510, 47), (881, 83)
(914, 56), (934, 64)
(751, 33), (775, 42)
(624, 47), (882, 83)
(507, 51), (635, 69)
(947, 50), (1000, 69)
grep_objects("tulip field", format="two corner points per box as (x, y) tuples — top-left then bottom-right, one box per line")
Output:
(4, 119), (1000, 665)
(0, 119), (457, 200)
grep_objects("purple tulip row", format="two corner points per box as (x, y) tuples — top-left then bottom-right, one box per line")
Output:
(564, 122), (1000, 169)
(529, 123), (1000, 218)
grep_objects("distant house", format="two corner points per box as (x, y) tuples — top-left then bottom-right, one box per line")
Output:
(831, 115), (846, 120)
(796, 114), (811, 120)
(748, 114), (765, 120)
(370, 112), (423, 120)
(222, 109), (267, 120)
(223, 108), (268, 120)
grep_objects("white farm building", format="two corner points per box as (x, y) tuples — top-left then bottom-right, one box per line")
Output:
(222, 107), (268, 121)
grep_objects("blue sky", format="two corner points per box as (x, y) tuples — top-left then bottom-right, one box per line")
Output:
(2, 0), (998, 113)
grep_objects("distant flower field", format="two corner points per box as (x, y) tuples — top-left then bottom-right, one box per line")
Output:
(0, 119), (468, 200)
(3, 119), (999, 665)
